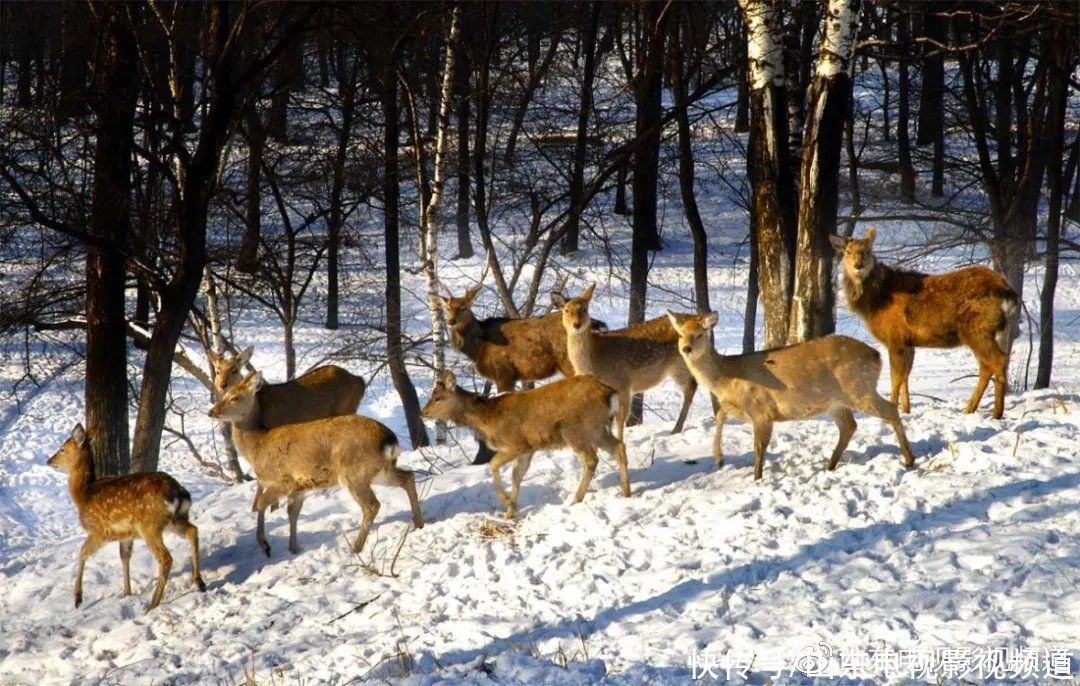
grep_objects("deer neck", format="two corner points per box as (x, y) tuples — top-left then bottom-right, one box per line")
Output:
(564, 325), (595, 374)
(227, 407), (265, 460)
(455, 394), (502, 445)
(451, 319), (483, 360)
(66, 456), (95, 512)
(684, 346), (728, 392)
(845, 261), (887, 312)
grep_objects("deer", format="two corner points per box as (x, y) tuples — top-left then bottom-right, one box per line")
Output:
(208, 371), (423, 557)
(420, 370), (629, 520)
(47, 424), (206, 612)
(210, 346), (366, 511)
(831, 228), (1019, 419)
(434, 283), (605, 465)
(551, 284), (699, 441)
(668, 311), (916, 481)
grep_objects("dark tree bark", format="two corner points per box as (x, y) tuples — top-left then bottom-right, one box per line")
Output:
(614, 159), (629, 215)
(896, 8), (915, 202)
(236, 103), (265, 274)
(267, 36), (304, 142)
(85, 5), (138, 477)
(917, 7), (945, 196)
(326, 51), (360, 330)
(382, 63), (429, 449)
(562, 2), (602, 255)
(58, 2), (91, 122)
(1036, 28), (1075, 389)
(735, 21), (750, 134)
(788, 0), (861, 343)
(14, 4), (34, 107)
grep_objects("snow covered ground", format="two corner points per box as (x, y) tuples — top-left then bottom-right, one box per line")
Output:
(2, 212), (1078, 685)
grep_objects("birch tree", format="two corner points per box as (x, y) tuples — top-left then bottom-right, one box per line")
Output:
(739, 0), (796, 349)
(788, 0), (861, 343)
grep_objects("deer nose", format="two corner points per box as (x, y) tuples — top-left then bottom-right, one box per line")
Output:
(854, 260), (864, 269)
(682, 346), (692, 354)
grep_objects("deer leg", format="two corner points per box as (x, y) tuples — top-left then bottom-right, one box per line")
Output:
(570, 446), (600, 504)
(472, 436), (496, 466)
(140, 528), (173, 612)
(489, 450), (521, 518)
(599, 432), (632, 497)
(900, 348), (915, 413)
(672, 376), (697, 434)
(345, 482), (380, 554)
(286, 492), (305, 554)
(181, 522), (207, 592)
(712, 410), (726, 468)
(964, 361), (992, 414)
(991, 349), (1008, 420)
(74, 535), (105, 608)
(856, 393), (916, 468)
(508, 452), (535, 511)
(614, 390), (631, 441)
(825, 407), (858, 471)
(887, 348), (906, 411)
(119, 541), (133, 596)
(255, 506), (271, 558)
(385, 467), (425, 530)
(751, 419), (773, 481)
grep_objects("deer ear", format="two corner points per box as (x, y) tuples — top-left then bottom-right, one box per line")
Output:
(434, 294), (448, 309)
(702, 311), (719, 329)
(71, 423), (87, 446)
(582, 283), (596, 301)
(207, 349), (220, 364)
(829, 234), (846, 253)
(550, 292), (567, 308)
(666, 311), (683, 334)
(243, 370), (264, 390)
(439, 369), (458, 389)
(865, 227), (876, 246)
(237, 346), (254, 367)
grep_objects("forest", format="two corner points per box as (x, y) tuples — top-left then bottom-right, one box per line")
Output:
(1, 1), (1079, 683)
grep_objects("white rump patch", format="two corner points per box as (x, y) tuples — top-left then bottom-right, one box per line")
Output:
(382, 442), (401, 464)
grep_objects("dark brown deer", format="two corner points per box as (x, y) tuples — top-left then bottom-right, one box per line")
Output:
(435, 284), (604, 464)
(832, 228), (1018, 419)
(47, 424), (206, 612)
(420, 370), (629, 519)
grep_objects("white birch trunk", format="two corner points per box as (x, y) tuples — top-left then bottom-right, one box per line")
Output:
(203, 267), (245, 482)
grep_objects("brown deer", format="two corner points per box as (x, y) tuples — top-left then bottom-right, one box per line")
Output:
(208, 371), (423, 556)
(668, 312), (916, 480)
(831, 228), (1018, 419)
(209, 346), (365, 426)
(47, 424), (206, 612)
(552, 284), (698, 440)
(435, 284), (604, 464)
(420, 370), (629, 519)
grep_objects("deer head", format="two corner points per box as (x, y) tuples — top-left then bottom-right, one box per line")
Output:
(435, 283), (483, 329)
(209, 346), (255, 391)
(667, 311), (718, 361)
(47, 423), (89, 472)
(830, 228), (877, 281)
(208, 371), (264, 421)
(552, 283), (596, 333)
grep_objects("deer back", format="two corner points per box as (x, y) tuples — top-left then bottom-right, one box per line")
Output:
(256, 365), (365, 429)
(572, 316), (686, 393)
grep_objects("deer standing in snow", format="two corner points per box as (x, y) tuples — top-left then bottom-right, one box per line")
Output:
(208, 371), (423, 556)
(48, 424), (206, 611)
(420, 370), (629, 519)
(552, 284), (699, 440)
(668, 312), (916, 480)
(831, 228), (1018, 419)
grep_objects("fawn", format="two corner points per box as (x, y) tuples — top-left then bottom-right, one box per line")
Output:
(668, 312), (916, 480)
(209, 371), (423, 556)
(420, 370), (629, 519)
(552, 284), (698, 440)
(832, 228), (1018, 419)
(47, 423), (206, 611)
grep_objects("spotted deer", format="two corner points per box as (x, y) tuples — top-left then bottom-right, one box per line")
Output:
(831, 228), (1018, 419)
(420, 370), (629, 519)
(47, 424), (206, 612)
(435, 284), (605, 464)
(552, 284), (698, 440)
(208, 371), (423, 556)
(668, 312), (916, 480)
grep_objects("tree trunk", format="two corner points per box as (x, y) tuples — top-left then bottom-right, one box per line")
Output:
(561, 1), (602, 255)
(204, 269), (247, 482)
(14, 4), (34, 108)
(326, 52), (359, 330)
(629, 0), (666, 266)
(1036, 30), (1074, 388)
(236, 103), (265, 274)
(614, 159), (630, 215)
(788, 0), (861, 344)
(740, 0), (796, 349)
(671, 17), (710, 316)
(916, 8), (945, 196)
(896, 8), (915, 202)
(58, 3), (90, 122)
(382, 64), (429, 449)
(267, 37), (303, 142)
(735, 21), (750, 134)
(85, 5), (138, 477)
(454, 30), (474, 259)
